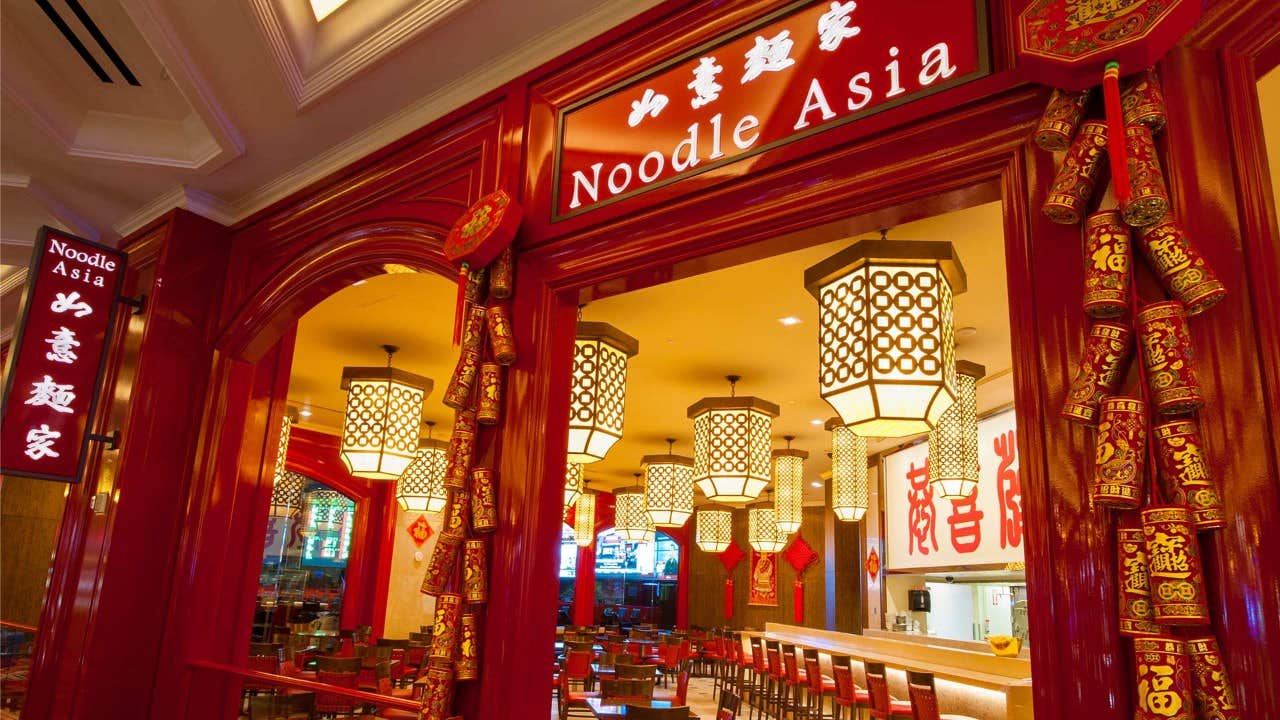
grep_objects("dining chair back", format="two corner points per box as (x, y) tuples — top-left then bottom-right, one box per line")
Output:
(599, 677), (656, 702)
(906, 671), (943, 720)
(616, 663), (658, 681)
(716, 689), (742, 719)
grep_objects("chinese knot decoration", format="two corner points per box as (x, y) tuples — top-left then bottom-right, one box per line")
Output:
(782, 535), (819, 624)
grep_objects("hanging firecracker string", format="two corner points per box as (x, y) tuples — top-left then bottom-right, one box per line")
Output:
(1124, 243), (1164, 508)
(1101, 63), (1132, 206)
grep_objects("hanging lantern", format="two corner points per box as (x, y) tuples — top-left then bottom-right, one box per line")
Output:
(614, 482), (655, 543)
(303, 489), (350, 536)
(804, 236), (967, 438)
(272, 412), (293, 485)
(772, 436), (807, 534)
(695, 506), (733, 553)
(567, 322), (640, 464)
(270, 470), (306, 518)
(828, 420), (869, 522)
(396, 422), (449, 513)
(644, 439), (695, 528)
(564, 461), (583, 509)
(688, 375), (780, 503)
(339, 344), (433, 479)
(747, 500), (789, 553)
(574, 488), (597, 548)
(928, 361), (986, 499)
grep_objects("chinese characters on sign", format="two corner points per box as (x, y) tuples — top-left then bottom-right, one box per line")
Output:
(554, 0), (990, 217)
(1, 228), (126, 483)
(885, 408), (1023, 570)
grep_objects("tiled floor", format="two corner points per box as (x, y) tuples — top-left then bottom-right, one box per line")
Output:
(551, 675), (724, 719)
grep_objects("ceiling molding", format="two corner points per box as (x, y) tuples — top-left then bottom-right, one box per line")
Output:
(1, 177), (100, 243)
(0, 267), (28, 296)
(0, 174), (32, 189)
(115, 185), (235, 237)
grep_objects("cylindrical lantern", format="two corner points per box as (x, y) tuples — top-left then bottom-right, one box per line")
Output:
(574, 489), (596, 548)
(420, 664), (455, 720)
(771, 443), (807, 534)
(470, 467), (497, 534)
(1117, 517), (1161, 638)
(688, 376), (780, 502)
(928, 361), (985, 499)
(1137, 219), (1227, 316)
(1091, 397), (1147, 509)
(428, 593), (462, 663)
(444, 409), (477, 490)
(1137, 301), (1205, 415)
(567, 322), (640, 464)
(462, 539), (488, 604)
(1062, 321), (1133, 425)
(1186, 635), (1242, 720)
(1123, 123), (1171, 228)
(695, 506), (733, 553)
(489, 246), (515, 299)
(1083, 210), (1131, 319)
(339, 345), (432, 479)
(613, 485), (655, 543)
(270, 470), (305, 519)
(804, 238), (967, 438)
(1122, 69), (1167, 132)
(270, 414), (293, 507)
(1141, 505), (1210, 626)
(420, 534), (461, 596)
(485, 304), (517, 365)
(564, 461), (583, 509)
(1153, 419), (1225, 532)
(747, 501), (789, 553)
(396, 436), (450, 513)
(442, 489), (469, 541)
(643, 445), (695, 528)
(456, 614), (480, 681)
(1042, 120), (1108, 225)
(1132, 636), (1194, 720)
(829, 420), (869, 522)
(476, 362), (503, 425)
(1034, 88), (1091, 152)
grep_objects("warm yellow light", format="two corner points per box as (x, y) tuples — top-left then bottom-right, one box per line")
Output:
(643, 451), (695, 528)
(613, 486), (655, 543)
(772, 448), (807, 534)
(929, 361), (985, 499)
(339, 354), (432, 480)
(564, 461), (583, 509)
(747, 502), (789, 553)
(395, 438), (449, 513)
(829, 420), (868, 522)
(805, 239), (966, 438)
(574, 491), (597, 547)
(303, 489), (350, 536)
(695, 507), (733, 552)
(567, 323), (640, 464)
(688, 381), (779, 503)
(269, 414), (297, 517)
(310, 0), (351, 22)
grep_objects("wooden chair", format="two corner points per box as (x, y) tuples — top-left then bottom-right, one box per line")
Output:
(905, 671), (979, 720)
(563, 649), (594, 692)
(864, 662), (912, 719)
(803, 648), (838, 720)
(831, 656), (870, 720)
(314, 656), (361, 718)
(616, 663), (658, 681)
(375, 638), (410, 687)
(626, 704), (691, 719)
(717, 689), (743, 720)
(599, 677), (655, 703)
(745, 636), (768, 720)
(780, 642), (807, 717)
(244, 642), (283, 697)
(655, 660), (691, 704)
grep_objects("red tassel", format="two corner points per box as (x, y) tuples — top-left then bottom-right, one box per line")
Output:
(1102, 62), (1130, 205)
(725, 578), (734, 619)
(452, 263), (469, 346)
(793, 580), (804, 624)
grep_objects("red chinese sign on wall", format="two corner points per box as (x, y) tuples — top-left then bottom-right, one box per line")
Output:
(554, 0), (990, 218)
(1, 227), (126, 483)
(884, 408), (1023, 570)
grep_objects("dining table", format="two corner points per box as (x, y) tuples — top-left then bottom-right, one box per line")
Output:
(584, 698), (697, 719)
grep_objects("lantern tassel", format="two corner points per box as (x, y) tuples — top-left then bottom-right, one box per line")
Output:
(725, 578), (734, 619)
(1103, 61), (1131, 206)
(452, 263), (469, 346)
(793, 580), (804, 624)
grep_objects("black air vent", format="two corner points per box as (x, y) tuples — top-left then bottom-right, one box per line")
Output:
(36, 0), (141, 86)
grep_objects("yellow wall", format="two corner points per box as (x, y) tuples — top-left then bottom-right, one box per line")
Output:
(381, 507), (442, 638)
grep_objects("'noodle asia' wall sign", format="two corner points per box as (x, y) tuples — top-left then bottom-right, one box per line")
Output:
(1, 227), (126, 483)
(553, 0), (990, 218)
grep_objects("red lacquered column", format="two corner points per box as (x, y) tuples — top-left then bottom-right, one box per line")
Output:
(574, 544), (597, 626)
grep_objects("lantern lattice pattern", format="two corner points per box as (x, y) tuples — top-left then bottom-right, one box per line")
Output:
(805, 240), (966, 438)
(564, 461), (583, 509)
(613, 486), (655, 543)
(688, 394), (780, 503)
(303, 489), (351, 536)
(829, 420), (869, 522)
(574, 491), (597, 547)
(339, 355), (433, 480)
(643, 453), (695, 528)
(695, 506), (733, 553)
(928, 361), (985, 499)
(396, 438), (449, 513)
(270, 470), (306, 518)
(748, 501), (789, 553)
(272, 414), (292, 486)
(772, 449), (807, 534)
(567, 323), (640, 464)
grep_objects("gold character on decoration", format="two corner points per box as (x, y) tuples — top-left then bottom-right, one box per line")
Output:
(1138, 662), (1186, 717)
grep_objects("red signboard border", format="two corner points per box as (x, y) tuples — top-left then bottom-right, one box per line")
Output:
(550, 0), (993, 222)
(0, 226), (127, 484)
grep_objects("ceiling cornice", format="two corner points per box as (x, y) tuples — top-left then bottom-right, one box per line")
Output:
(115, 185), (236, 237)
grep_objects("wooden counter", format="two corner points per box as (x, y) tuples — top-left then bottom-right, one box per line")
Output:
(747, 624), (1033, 720)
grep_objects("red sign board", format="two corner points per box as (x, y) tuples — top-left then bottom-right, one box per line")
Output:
(1, 227), (126, 483)
(554, 0), (990, 219)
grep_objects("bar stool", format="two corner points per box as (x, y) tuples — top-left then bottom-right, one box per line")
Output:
(761, 640), (787, 719)
(780, 643), (807, 719)
(831, 656), (870, 720)
(864, 663), (912, 719)
(802, 648), (837, 720)
(905, 671), (979, 720)
(745, 636), (768, 718)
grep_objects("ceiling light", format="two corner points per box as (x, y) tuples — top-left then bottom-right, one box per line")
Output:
(805, 234), (967, 438)
(811, 482), (823, 488)
(564, 461), (583, 509)
(929, 361), (985, 499)
(810, 419), (824, 426)
(644, 440), (694, 528)
(352, 280), (367, 287)
(613, 483), (655, 543)
(309, 0), (350, 22)
(299, 408), (313, 418)
(396, 422), (449, 513)
(567, 322), (640, 464)
(574, 487), (597, 548)
(829, 419), (869, 522)
(689, 375), (779, 503)
(339, 344), (432, 480)
(772, 437), (806, 534)
(747, 500), (790, 553)
(778, 316), (803, 326)
(695, 506), (733, 553)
